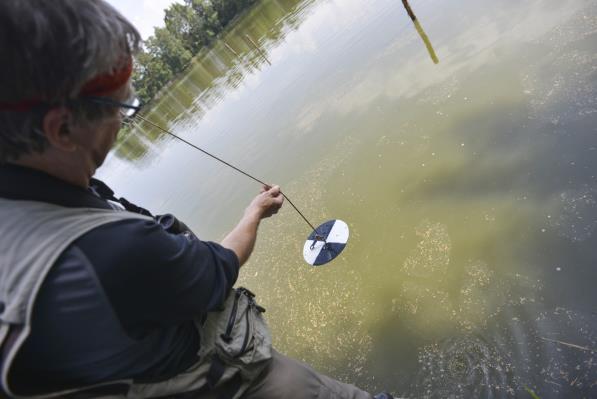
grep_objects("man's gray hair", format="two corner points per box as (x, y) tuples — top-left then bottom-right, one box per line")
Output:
(0, 0), (141, 163)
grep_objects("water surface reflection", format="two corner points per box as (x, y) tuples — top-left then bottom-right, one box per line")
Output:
(99, 0), (597, 397)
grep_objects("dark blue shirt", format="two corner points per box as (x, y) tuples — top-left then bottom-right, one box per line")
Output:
(0, 164), (240, 394)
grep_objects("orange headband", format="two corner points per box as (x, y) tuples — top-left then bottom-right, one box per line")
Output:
(79, 57), (133, 97)
(0, 57), (133, 112)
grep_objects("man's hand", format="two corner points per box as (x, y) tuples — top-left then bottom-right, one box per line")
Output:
(244, 185), (284, 220)
(221, 184), (284, 267)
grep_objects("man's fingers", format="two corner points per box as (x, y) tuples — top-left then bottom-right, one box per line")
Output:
(260, 184), (271, 194)
(250, 184), (284, 219)
(267, 185), (281, 196)
(269, 189), (284, 206)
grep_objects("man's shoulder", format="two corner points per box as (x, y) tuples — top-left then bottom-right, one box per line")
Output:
(74, 216), (171, 267)
(70, 215), (216, 284)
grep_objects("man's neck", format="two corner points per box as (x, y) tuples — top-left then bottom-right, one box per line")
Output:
(12, 153), (91, 189)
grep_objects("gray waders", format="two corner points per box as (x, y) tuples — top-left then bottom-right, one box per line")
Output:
(0, 199), (272, 398)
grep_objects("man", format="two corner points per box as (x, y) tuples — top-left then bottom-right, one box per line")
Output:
(0, 1), (396, 398)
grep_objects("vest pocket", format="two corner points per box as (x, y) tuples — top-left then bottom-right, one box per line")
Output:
(212, 288), (269, 366)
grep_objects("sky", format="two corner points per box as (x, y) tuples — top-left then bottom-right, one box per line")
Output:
(105, 0), (181, 39)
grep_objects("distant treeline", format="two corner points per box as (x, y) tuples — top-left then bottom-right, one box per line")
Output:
(133, 0), (257, 104)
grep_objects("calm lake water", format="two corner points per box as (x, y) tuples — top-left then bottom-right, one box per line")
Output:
(99, 0), (597, 397)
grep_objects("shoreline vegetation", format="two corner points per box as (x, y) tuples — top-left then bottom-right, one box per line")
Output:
(133, 0), (258, 106)
(115, 0), (316, 162)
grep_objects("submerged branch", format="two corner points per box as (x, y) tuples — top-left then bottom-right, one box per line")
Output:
(540, 337), (594, 352)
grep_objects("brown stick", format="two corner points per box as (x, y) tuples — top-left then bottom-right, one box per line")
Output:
(401, 0), (439, 64)
(401, 0), (417, 21)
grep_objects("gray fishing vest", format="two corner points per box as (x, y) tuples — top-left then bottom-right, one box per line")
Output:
(0, 198), (272, 399)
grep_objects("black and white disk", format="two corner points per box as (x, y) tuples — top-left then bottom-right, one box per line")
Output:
(303, 220), (349, 266)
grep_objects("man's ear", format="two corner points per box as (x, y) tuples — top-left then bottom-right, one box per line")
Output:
(41, 107), (78, 152)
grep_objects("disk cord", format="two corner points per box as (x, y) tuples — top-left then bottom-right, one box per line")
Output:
(133, 114), (327, 244)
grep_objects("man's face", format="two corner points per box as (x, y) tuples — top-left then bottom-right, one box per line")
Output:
(81, 110), (121, 169)
(70, 84), (129, 174)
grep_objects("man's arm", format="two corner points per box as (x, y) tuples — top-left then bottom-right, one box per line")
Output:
(76, 184), (283, 329)
(221, 185), (284, 266)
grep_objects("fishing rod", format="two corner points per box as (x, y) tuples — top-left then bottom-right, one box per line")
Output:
(133, 114), (350, 266)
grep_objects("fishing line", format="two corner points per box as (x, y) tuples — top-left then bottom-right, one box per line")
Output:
(132, 114), (350, 266)
(125, 0), (434, 265)
(135, 114), (316, 231)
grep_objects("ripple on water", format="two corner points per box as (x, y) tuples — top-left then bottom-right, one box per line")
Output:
(412, 335), (515, 399)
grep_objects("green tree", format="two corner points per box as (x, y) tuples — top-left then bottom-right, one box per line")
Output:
(165, 3), (208, 54)
(185, 0), (223, 37)
(146, 27), (193, 73)
(133, 27), (192, 103)
(133, 51), (173, 103)
(132, 0), (258, 104)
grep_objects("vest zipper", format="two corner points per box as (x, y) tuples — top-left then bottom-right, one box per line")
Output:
(239, 307), (251, 355)
(221, 290), (242, 343)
